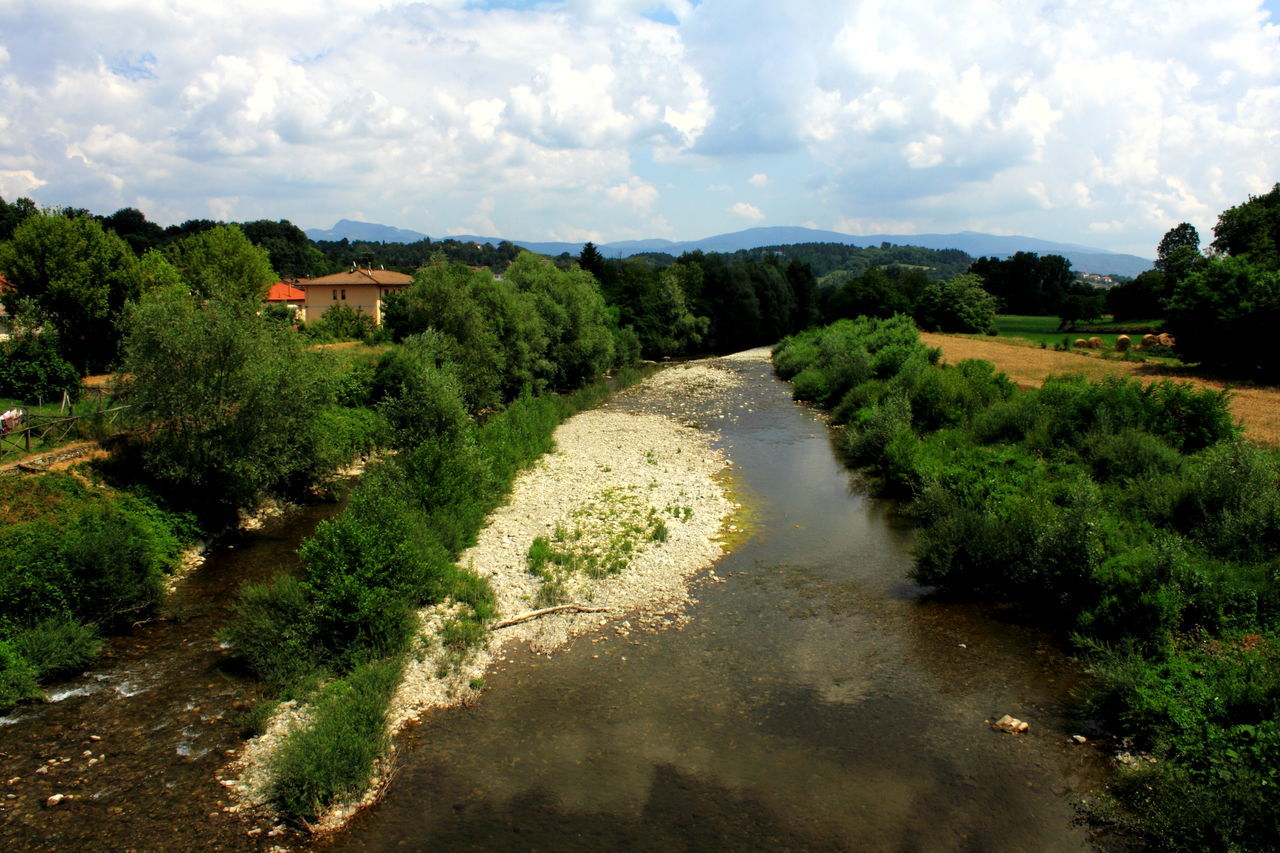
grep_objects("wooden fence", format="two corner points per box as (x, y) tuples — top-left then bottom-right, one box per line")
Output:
(0, 402), (130, 462)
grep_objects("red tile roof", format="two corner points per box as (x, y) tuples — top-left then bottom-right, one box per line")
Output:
(266, 281), (306, 302)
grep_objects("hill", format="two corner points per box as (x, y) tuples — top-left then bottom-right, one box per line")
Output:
(304, 222), (1152, 277)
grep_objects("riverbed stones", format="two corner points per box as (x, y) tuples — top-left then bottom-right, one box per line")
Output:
(993, 714), (1030, 733)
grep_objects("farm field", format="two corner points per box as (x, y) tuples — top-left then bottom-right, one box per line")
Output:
(920, 331), (1280, 445)
(981, 314), (1161, 351)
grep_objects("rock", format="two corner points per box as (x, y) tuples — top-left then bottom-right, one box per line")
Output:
(45, 794), (65, 808)
(992, 714), (1029, 734)
(1072, 735), (1087, 744)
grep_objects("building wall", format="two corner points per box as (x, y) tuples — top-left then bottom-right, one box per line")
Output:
(301, 283), (405, 324)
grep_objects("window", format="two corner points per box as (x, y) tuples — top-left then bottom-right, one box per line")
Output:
(332, 289), (337, 300)
(341, 288), (347, 300)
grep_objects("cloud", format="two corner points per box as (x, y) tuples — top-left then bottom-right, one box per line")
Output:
(0, 1), (1275, 253)
(605, 176), (659, 211)
(729, 201), (764, 222)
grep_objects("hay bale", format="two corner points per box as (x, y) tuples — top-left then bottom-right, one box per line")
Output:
(1116, 334), (1131, 352)
(1141, 334), (1158, 348)
(1158, 332), (1175, 347)
(1073, 338), (1088, 349)
(1088, 336), (1103, 349)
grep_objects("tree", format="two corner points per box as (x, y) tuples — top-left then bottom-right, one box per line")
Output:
(164, 224), (276, 302)
(1210, 183), (1280, 268)
(0, 196), (37, 241)
(578, 242), (606, 282)
(505, 253), (616, 389)
(914, 273), (998, 334)
(1106, 270), (1166, 321)
(118, 287), (333, 505)
(0, 211), (141, 372)
(101, 207), (165, 256)
(1164, 255), (1280, 379)
(240, 219), (329, 279)
(969, 252), (1074, 315)
(1154, 222), (1205, 290)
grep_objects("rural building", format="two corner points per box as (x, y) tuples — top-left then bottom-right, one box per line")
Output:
(293, 267), (413, 325)
(265, 281), (306, 318)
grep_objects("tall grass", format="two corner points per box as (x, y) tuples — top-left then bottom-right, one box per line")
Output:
(774, 318), (1278, 851)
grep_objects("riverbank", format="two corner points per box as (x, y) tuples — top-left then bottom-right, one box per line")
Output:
(224, 353), (759, 830)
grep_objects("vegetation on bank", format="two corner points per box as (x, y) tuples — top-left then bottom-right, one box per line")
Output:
(220, 256), (648, 823)
(773, 316), (1278, 851)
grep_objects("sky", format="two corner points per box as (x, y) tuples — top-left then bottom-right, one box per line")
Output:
(1, 1), (1278, 257)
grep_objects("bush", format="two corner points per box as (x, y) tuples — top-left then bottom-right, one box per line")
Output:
(0, 329), (81, 403)
(221, 577), (321, 692)
(270, 657), (403, 823)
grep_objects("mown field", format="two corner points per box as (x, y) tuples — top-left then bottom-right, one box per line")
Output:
(920, 331), (1280, 446)
(981, 314), (1163, 351)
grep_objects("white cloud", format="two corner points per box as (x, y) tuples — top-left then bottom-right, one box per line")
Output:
(729, 201), (764, 222)
(0, 0), (1275, 253)
(605, 176), (659, 211)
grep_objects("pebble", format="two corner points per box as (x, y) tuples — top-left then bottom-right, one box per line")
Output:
(45, 794), (65, 808)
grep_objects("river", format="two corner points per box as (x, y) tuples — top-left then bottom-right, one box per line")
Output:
(0, 354), (1109, 851)
(321, 354), (1109, 852)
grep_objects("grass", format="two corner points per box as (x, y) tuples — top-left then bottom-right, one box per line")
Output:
(525, 487), (691, 605)
(981, 315), (1166, 354)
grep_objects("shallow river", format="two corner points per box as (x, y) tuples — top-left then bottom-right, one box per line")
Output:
(322, 355), (1109, 852)
(0, 356), (1110, 851)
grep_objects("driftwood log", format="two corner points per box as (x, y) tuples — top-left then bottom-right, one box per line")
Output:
(490, 604), (609, 630)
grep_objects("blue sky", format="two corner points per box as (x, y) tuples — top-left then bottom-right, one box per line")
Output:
(1, 0), (1277, 257)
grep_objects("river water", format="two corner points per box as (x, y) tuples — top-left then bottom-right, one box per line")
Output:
(323, 355), (1109, 852)
(0, 499), (346, 851)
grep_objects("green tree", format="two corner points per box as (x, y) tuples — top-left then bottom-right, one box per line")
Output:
(118, 287), (332, 506)
(1105, 269), (1166, 321)
(101, 207), (165, 256)
(1210, 183), (1280, 268)
(1165, 255), (1280, 379)
(164, 224), (276, 302)
(240, 219), (329, 279)
(0, 196), (37, 241)
(505, 253), (616, 389)
(0, 211), (141, 372)
(914, 273), (998, 333)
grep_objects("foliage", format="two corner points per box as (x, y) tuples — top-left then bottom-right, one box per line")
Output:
(0, 473), (188, 710)
(1211, 183), (1280, 270)
(0, 195), (38, 242)
(1164, 255), (1280, 380)
(164, 224), (277, 302)
(0, 210), (141, 372)
(913, 273), (998, 334)
(269, 656), (403, 823)
(0, 324), (81, 403)
(118, 286), (334, 506)
(773, 318), (1275, 850)
(1106, 269), (1167, 322)
(305, 302), (376, 342)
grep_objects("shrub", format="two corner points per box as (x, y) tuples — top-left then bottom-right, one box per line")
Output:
(221, 577), (321, 691)
(270, 657), (403, 823)
(0, 329), (81, 403)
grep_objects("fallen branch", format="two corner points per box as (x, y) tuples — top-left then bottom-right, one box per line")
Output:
(490, 604), (609, 630)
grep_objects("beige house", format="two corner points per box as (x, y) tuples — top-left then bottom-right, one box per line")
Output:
(295, 267), (413, 325)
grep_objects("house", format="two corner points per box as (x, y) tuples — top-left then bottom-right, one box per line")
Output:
(265, 281), (307, 319)
(293, 266), (413, 325)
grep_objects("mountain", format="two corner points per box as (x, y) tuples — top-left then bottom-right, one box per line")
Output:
(306, 219), (429, 243)
(304, 221), (1153, 277)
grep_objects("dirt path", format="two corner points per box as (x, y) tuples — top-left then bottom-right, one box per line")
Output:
(920, 333), (1280, 446)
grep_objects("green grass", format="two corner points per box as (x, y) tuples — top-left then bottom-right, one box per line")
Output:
(963, 315), (1178, 362)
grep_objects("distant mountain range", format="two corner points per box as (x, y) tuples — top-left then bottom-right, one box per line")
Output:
(305, 220), (1153, 277)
